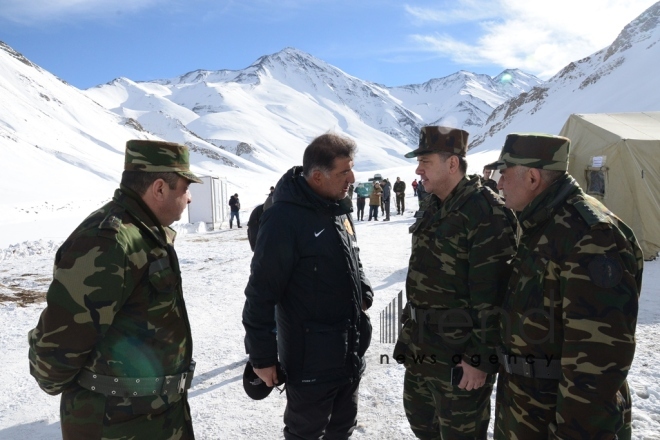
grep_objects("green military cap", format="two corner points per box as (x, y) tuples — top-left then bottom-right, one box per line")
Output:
(485, 133), (570, 171)
(404, 126), (469, 158)
(124, 140), (202, 183)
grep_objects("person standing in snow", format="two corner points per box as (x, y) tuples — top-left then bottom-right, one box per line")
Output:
(393, 177), (406, 214)
(394, 126), (517, 439)
(263, 186), (275, 211)
(229, 193), (242, 228)
(28, 140), (200, 440)
(368, 182), (382, 221)
(356, 192), (366, 221)
(411, 178), (418, 196)
(242, 133), (374, 440)
(381, 178), (392, 221)
(486, 133), (643, 439)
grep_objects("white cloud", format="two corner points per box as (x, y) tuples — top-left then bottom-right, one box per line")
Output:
(0, 0), (165, 24)
(404, 0), (659, 78)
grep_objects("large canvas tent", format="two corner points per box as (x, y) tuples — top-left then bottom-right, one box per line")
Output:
(559, 112), (660, 259)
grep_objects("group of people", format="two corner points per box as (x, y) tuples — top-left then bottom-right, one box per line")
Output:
(27, 124), (643, 440)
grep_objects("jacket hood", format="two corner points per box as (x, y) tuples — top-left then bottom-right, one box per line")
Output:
(272, 166), (353, 216)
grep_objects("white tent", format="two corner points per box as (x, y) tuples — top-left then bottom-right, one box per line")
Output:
(559, 112), (660, 259)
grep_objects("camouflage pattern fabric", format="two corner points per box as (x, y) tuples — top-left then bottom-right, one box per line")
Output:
(125, 139), (202, 183)
(485, 133), (570, 171)
(403, 370), (493, 440)
(494, 174), (643, 440)
(28, 186), (195, 440)
(405, 126), (469, 158)
(395, 175), (518, 439)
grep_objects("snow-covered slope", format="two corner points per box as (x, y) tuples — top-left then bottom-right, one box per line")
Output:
(390, 69), (543, 130)
(468, 1), (660, 162)
(85, 48), (542, 174)
(0, 42), (149, 203)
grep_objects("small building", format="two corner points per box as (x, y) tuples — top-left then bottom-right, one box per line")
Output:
(187, 175), (228, 230)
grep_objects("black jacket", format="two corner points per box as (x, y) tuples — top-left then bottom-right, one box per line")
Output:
(242, 166), (374, 386)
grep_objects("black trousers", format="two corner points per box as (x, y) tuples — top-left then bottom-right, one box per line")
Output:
(283, 379), (360, 440)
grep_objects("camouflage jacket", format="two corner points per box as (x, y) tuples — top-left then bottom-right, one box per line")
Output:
(28, 186), (194, 439)
(500, 174), (643, 438)
(401, 175), (517, 373)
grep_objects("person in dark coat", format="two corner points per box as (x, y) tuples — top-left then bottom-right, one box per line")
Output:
(356, 193), (366, 221)
(481, 168), (499, 194)
(381, 179), (391, 221)
(242, 133), (374, 440)
(229, 193), (241, 228)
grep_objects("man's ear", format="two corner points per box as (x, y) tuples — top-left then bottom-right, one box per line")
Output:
(528, 168), (543, 191)
(448, 155), (460, 174)
(150, 178), (167, 201)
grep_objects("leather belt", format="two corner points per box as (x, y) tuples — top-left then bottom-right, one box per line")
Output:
(77, 360), (195, 398)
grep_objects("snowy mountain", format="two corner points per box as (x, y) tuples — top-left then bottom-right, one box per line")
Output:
(390, 69), (543, 130)
(468, 1), (660, 158)
(84, 48), (541, 173)
(0, 41), (150, 204)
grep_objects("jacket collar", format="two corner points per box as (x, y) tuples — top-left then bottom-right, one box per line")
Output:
(518, 174), (580, 231)
(116, 185), (176, 245)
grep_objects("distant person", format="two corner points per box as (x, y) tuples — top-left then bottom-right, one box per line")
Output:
(229, 193), (242, 228)
(411, 178), (418, 196)
(263, 185), (275, 211)
(394, 126), (517, 439)
(28, 140), (201, 440)
(381, 179), (391, 221)
(348, 183), (354, 200)
(481, 168), (498, 194)
(486, 133), (643, 439)
(356, 192), (366, 221)
(242, 133), (374, 440)
(368, 182), (382, 221)
(416, 180), (428, 202)
(393, 177), (406, 214)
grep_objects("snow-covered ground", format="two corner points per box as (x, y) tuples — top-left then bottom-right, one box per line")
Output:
(1, 190), (659, 439)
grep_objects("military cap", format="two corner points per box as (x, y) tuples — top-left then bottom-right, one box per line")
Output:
(124, 139), (202, 183)
(404, 126), (469, 158)
(485, 133), (570, 171)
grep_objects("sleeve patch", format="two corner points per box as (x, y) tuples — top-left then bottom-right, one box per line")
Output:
(588, 255), (623, 289)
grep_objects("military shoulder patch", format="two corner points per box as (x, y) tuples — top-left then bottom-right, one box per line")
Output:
(99, 214), (122, 232)
(572, 199), (608, 227)
(588, 255), (623, 289)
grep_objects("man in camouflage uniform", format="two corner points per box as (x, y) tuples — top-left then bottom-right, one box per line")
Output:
(28, 140), (202, 440)
(394, 126), (518, 439)
(485, 133), (643, 439)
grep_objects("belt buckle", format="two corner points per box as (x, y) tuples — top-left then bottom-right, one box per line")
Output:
(503, 354), (512, 374)
(178, 372), (188, 394)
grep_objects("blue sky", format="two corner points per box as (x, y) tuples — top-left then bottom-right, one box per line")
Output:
(0, 0), (657, 89)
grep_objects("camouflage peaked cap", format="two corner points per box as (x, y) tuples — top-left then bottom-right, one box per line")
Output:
(405, 126), (469, 158)
(485, 133), (570, 171)
(125, 140), (202, 183)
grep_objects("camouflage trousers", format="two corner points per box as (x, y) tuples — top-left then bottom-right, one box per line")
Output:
(494, 372), (632, 440)
(60, 386), (195, 440)
(403, 368), (494, 440)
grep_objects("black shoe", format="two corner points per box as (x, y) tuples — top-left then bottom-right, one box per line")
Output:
(238, 226), (242, 228)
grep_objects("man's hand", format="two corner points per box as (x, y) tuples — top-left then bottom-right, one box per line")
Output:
(253, 365), (278, 387)
(362, 299), (369, 311)
(457, 361), (487, 391)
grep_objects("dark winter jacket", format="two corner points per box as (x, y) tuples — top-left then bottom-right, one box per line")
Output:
(381, 181), (391, 202)
(242, 166), (374, 386)
(229, 196), (240, 212)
